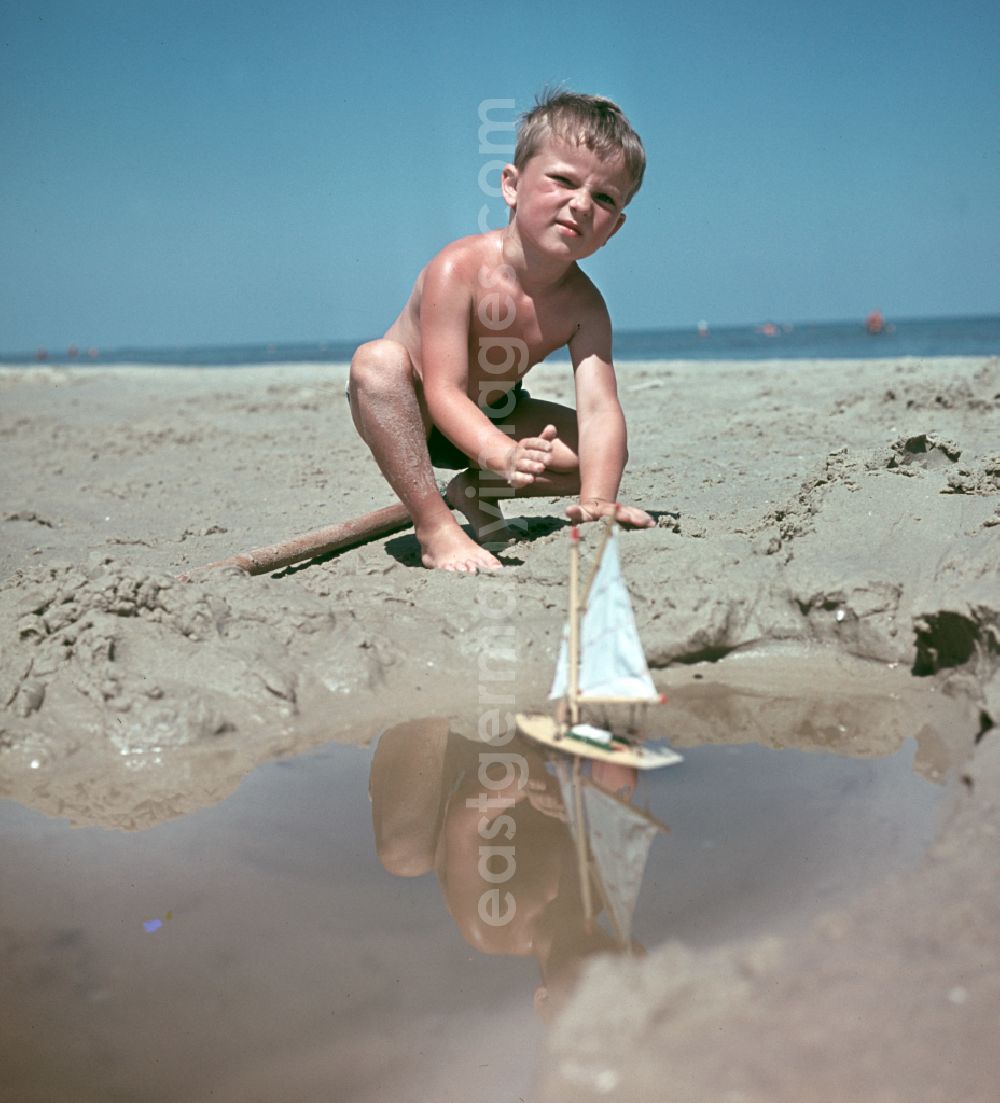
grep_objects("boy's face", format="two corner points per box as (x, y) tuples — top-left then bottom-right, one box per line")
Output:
(502, 135), (632, 263)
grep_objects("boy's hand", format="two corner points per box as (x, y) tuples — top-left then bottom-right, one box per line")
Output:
(504, 424), (559, 488)
(565, 498), (655, 528)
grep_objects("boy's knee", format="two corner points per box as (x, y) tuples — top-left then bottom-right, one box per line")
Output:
(350, 339), (412, 396)
(377, 835), (435, 877)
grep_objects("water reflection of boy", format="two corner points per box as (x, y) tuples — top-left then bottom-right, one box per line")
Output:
(369, 719), (640, 1019)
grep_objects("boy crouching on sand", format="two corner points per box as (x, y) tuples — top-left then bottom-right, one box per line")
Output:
(348, 90), (654, 572)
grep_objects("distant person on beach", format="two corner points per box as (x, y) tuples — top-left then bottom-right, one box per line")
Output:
(347, 90), (655, 572)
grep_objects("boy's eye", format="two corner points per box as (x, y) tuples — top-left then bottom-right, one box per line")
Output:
(550, 174), (573, 186)
(595, 193), (617, 208)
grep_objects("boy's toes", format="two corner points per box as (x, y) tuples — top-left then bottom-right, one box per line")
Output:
(444, 554), (501, 574)
(446, 558), (479, 574)
(420, 527), (503, 572)
(470, 548), (503, 571)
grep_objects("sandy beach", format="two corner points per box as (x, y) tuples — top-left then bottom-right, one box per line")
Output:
(2, 353), (998, 1100)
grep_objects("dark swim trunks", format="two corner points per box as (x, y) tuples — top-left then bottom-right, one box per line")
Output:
(426, 380), (529, 469)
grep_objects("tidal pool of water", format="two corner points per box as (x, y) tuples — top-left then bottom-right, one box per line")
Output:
(0, 710), (945, 1103)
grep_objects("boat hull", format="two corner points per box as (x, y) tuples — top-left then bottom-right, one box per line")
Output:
(515, 713), (683, 770)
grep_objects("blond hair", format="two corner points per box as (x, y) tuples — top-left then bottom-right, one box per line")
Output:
(515, 89), (646, 204)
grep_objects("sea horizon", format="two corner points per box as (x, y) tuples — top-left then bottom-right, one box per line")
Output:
(3, 312), (998, 367)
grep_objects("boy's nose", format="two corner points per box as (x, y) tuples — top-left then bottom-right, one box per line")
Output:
(568, 188), (592, 215)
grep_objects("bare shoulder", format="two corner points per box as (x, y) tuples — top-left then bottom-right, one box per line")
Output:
(387, 235), (491, 351)
(559, 266), (607, 319)
(564, 268), (613, 341)
(424, 231), (498, 285)
(402, 235), (495, 339)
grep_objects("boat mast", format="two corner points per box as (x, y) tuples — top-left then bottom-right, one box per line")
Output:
(580, 513), (616, 609)
(572, 757), (593, 930)
(567, 525), (580, 727)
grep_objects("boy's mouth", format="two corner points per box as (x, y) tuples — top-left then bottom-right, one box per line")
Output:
(555, 219), (583, 237)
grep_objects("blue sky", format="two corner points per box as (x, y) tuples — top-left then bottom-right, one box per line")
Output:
(2, 0), (998, 353)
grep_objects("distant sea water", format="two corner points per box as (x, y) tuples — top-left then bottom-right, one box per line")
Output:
(4, 314), (998, 368)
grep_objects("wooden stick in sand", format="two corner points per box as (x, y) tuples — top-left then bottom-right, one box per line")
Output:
(179, 499), (414, 579)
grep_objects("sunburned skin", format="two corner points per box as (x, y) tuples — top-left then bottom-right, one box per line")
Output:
(349, 135), (654, 572)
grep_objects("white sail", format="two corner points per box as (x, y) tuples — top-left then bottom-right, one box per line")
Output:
(548, 630), (570, 700)
(582, 782), (663, 945)
(549, 525), (659, 701)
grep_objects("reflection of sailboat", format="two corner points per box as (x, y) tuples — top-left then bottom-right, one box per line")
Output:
(556, 761), (668, 947)
(516, 518), (683, 770)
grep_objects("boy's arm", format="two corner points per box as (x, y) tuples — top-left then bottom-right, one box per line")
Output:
(419, 257), (519, 475)
(569, 293), (653, 527)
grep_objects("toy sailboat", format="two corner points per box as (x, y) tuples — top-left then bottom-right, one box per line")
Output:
(516, 518), (683, 770)
(556, 761), (670, 945)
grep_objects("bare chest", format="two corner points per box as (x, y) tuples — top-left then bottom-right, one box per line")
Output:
(467, 285), (575, 381)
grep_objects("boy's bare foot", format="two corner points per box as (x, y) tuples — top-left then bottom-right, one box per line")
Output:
(445, 470), (516, 547)
(417, 516), (503, 572)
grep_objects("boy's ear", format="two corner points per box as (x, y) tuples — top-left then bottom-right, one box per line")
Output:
(607, 211), (627, 240)
(501, 163), (518, 209)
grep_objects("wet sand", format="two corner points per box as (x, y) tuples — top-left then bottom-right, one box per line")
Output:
(1, 354), (999, 1099)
